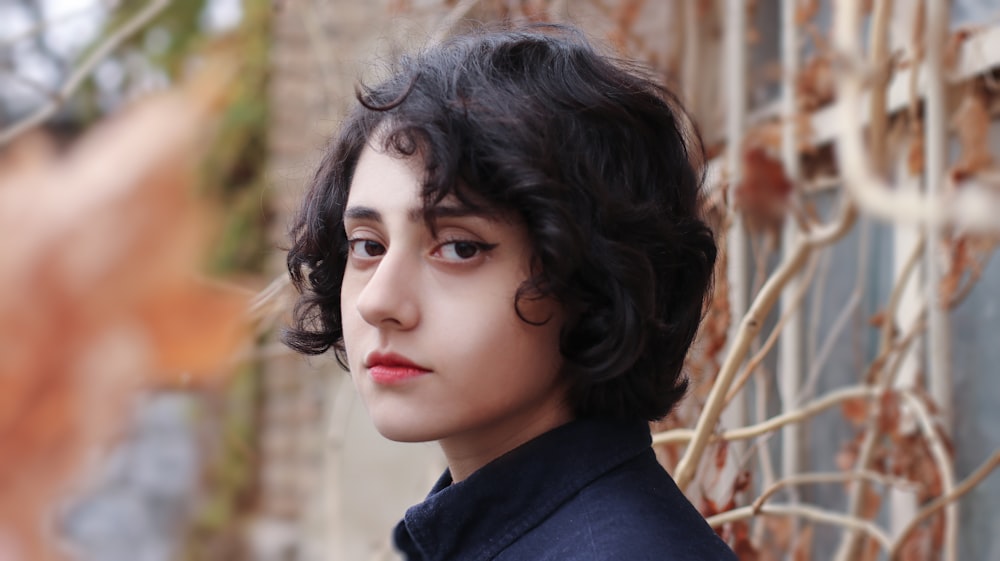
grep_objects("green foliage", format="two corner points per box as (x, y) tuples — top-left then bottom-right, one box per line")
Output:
(97, 0), (210, 76)
(199, 0), (272, 274)
(83, 0), (272, 274)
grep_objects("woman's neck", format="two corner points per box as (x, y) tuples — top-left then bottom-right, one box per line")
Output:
(439, 404), (574, 483)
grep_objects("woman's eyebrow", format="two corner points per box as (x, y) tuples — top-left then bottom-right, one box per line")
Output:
(344, 204), (499, 224)
(344, 206), (382, 222)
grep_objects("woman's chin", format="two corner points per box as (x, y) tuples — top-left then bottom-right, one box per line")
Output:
(369, 417), (439, 443)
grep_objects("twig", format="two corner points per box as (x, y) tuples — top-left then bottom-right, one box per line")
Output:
(654, 385), (880, 446)
(832, 0), (1000, 233)
(835, 308), (926, 560)
(674, 240), (808, 488)
(673, 197), (857, 490)
(0, 69), (61, 101)
(706, 503), (892, 552)
(948, 244), (995, 309)
(0, 0), (173, 146)
(881, 307), (927, 388)
(0, 2), (102, 49)
(804, 247), (831, 387)
(828, 305), (928, 559)
(880, 233), (926, 353)
(725, 252), (818, 404)
(889, 450), (1000, 560)
(948, 247), (996, 309)
(902, 390), (957, 561)
(751, 470), (919, 514)
(248, 272), (292, 318)
(798, 220), (868, 405)
(752, 363), (776, 510)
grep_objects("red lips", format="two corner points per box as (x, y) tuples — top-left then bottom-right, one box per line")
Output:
(365, 352), (431, 384)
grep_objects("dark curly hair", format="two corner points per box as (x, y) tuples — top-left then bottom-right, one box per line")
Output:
(284, 24), (717, 422)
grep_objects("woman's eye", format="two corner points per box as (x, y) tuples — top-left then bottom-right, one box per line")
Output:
(347, 239), (386, 259)
(434, 240), (496, 262)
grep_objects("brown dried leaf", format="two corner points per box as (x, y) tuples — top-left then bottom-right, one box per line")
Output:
(868, 310), (887, 328)
(950, 84), (995, 182)
(836, 435), (861, 471)
(906, 117), (925, 175)
(796, 55), (835, 111)
(841, 397), (869, 425)
(939, 236), (969, 307)
(715, 439), (730, 470)
(763, 517), (794, 552)
(701, 496), (724, 518)
(518, 0), (549, 21)
(795, 0), (819, 26)
(0, 73), (248, 559)
(791, 524), (813, 561)
(877, 390), (901, 434)
(943, 28), (974, 75)
(861, 483), (882, 519)
(858, 536), (881, 561)
(138, 280), (249, 385)
(733, 470), (751, 495)
(386, 0), (411, 14)
(898, 524), (932, 561)
(734, 147), (793, 236)
(731, 520), (760, 561)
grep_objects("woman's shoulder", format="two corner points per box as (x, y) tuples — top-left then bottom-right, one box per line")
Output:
(497, 450), (738, 561)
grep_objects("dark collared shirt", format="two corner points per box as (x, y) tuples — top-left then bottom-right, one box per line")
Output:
(393, 419), (738, 560)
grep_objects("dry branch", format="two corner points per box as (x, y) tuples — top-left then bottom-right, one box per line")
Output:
(797, 233), (863, 405)
(673, 196), (857, 490)
(880, 233), (926, 352)
(724, 253), (818, 405)
(0, 0), (173, 147)
(902, 390), (957, 561)
(889, 450), (1000, 560)
(0, 3), (99, 49)
(654, 385), (880, 446)
(750, 470), (917, 515)
(833, 0), (1000, 233)
(706, 503), (892, 552)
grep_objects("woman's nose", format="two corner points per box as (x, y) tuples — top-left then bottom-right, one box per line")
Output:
(355, 249), (420, 330)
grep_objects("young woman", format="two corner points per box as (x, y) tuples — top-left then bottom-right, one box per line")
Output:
(285, 23), (737, 561)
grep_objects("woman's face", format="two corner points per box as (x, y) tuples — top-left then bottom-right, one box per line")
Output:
(340, 144), (571, 470)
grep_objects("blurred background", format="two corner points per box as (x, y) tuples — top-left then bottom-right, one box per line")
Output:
(1, 1), (999, 560)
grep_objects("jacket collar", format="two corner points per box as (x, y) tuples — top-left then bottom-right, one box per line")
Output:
(393, 418), (652, 561)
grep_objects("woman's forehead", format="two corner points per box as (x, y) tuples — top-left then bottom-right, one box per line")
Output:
(348, 144), (519, 226)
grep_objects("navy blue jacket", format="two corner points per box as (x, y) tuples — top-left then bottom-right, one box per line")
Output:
(393, 419), (738, 560)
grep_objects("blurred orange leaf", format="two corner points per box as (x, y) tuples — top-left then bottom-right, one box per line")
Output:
(734, 147), (793, 238)
(950, 84), (995, 182)
(0, 69), (249, 560)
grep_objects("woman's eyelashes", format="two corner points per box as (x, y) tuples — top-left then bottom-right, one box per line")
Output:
(431, 239), (499, 263)
(345, 234), (498, 265)
(347, 238), (386, 260)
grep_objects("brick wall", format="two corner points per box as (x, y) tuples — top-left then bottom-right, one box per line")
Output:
(256, 2), (445, 560)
